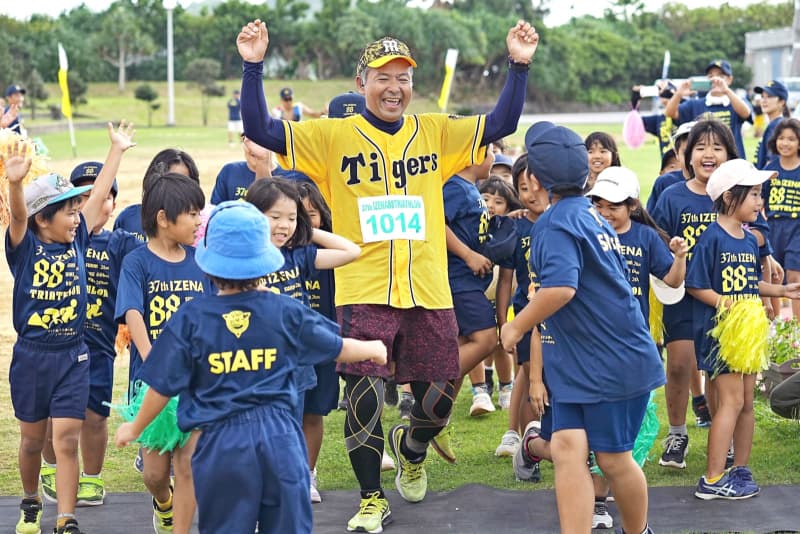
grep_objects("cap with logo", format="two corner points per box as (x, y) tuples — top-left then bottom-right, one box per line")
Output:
(279, 87), (293, 101)
(585, 166), (640, 203)
(327, 92), (365, 118)
(754, 80), (788, 102)
(24, 173), (93, 216)
(357, 37), (417, 75)
(705, 60), (733, 77)
(69, 161), (118, 197)
(4, 84), (25, 97)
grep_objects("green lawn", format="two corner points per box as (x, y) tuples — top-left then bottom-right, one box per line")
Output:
(0, 86), (797, 496)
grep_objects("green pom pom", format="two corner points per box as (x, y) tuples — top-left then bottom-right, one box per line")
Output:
(107, 383), (190, 454)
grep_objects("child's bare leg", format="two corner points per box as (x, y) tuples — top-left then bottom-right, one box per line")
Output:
(42, 419), (56, 465)
(732, 374), (756, 467)
(705, 374), (744, 478)
(172, 430), (200, 534)
(509, 365), (526, 432)
(142, 449), (172, 504)
(303, 413), (324, 470)
(595, 450), (648, 534)
(19, 419), (48, 494)
(551, 429), (592, 533)
(51, 417), (83, 515)
(80, 409), (108, 475)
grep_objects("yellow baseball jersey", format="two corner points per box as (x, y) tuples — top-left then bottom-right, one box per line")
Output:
(278, 113), (486, 309)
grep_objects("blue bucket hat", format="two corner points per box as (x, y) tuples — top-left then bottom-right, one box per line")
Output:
(24, 173), (93, 216)
(755, 80), (788, 102)
(69, 161), (118, 197)
(524, 122), (589, 192)
(328, 92), (365, 118)
(195, 201), (284, 279)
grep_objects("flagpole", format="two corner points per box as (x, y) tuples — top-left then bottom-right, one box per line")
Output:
(438, 49), (459, 112)
(58, 43), (77, 157)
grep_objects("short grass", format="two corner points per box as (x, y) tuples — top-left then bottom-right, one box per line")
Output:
(0, 86), (798, 496)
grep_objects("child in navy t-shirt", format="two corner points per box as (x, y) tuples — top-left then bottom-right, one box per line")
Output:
(114, 201), (386, 534)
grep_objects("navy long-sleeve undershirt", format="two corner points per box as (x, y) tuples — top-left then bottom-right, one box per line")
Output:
(240, 60), (528, 154)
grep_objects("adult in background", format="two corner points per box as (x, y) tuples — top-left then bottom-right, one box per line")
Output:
(2, 84), (26, 135)
(227, 89), (243, 146)
(237, 17), (538, 533)
(271, 87), (322, 121)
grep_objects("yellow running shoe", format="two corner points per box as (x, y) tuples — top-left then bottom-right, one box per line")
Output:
(346, 491), (392, 533)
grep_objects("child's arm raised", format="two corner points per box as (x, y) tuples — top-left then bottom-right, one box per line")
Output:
(663, 236), (688, 288)
(311, 228), (360, 270)
(125, 309), (152, 360)
(2, 141), (33, 248)
(82, 121), (136, 231)
(336, 338), (387, 366)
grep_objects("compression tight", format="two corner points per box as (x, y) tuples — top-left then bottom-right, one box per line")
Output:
(343, 375), (456, 492)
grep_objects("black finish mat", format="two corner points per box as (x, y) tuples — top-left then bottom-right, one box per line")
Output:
(1, 484), (798, 533)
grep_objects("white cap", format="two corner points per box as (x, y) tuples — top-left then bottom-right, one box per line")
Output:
(706, 159), (777, 201)
(585, 166), (640, 203)
(671, 121), (696, 145)
(650, 275), (685, 305)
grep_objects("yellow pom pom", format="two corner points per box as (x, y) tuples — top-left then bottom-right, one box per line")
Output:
(0, 129), (51, 227)
(709, 297), (769, 374)
(648, 287), (664, 345)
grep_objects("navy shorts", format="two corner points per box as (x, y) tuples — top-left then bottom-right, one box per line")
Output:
(513, 304), (533, 365)
(663, 300), (693, 344)
(10, 338), (90, 422)
(551, 392), (650, 453)
(337, 305), (460, 383)
(769, 218), (800, 272)
(453, 290), (497, 337)
(696, 345), (732, 376)
(538, 402), (554, 442)
(87, 349), (114, 417)
(303, 361), (338, 416)
(193, 405), (310, 534)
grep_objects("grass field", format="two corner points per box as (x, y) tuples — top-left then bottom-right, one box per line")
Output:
(0, 83), (797, 497)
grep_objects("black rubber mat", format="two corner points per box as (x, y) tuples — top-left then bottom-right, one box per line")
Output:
(1, 484), (798, 533)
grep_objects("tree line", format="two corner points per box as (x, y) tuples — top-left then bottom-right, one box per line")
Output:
(0, 0), (792, 111)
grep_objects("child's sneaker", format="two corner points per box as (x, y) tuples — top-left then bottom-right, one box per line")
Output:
(133, 448), (144, 473)
(694, 470), (759, 500)
(469, 386), (495, 416)
(53, 518), (84, 534)
(592, 500), (613, 529)
(346, 491), (392, 533)
(512, 421), (542, 482)
(498, 384), (513, 410)
(388, 424), (427, 503)
(40, 465), (57, 503)
(398, 393), (414, 421)
(76, 475), (105, 506)
(15, 497), (42, 534)
(729, 465), (760, 495)
(693, 399), (712, 428)
(658, 433), (688, 469)
(152, 495), (174, 533)
(430, 423), (456, 464)
(310, 469), (322, 504)
(494, 429), (521, 457)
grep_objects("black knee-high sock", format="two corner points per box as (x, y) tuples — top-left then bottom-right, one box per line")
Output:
(343, 374), (385, 495)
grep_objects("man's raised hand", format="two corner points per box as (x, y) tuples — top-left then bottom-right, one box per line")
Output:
(237, 19), (269, 62)
(507, 20), (539, 64)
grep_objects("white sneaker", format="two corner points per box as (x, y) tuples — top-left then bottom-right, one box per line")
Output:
(381, 449), (396, 471)
(310, 469), (322, 503)
(498, 384), (513, 410)
(494, 429), (521, 457)
(592, 500), (613, 529)
(469, 388), (495, 416)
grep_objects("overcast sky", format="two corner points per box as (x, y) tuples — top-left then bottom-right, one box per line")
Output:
(0, 0), (789, 27)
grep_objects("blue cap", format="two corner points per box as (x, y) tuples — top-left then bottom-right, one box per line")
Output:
(706, 60), (733, 77)
(480, 215), (517, 263)
(328, 92), (365, 118)
(491, 153), (515, 170)
(69, 161), (118, 197)
(5, 84), (25, 97)
(24, 173), (92, 216)
(279, 87), (293, 101)
(524, 122), (589, 192)
(195, 201), (284, 279)
(755, 80), (788, 102)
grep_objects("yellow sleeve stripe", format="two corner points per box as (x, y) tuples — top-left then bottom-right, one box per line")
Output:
(471, 115), (485, 165)
(354, 126), (391, 195)
(285, 120), (297, 170)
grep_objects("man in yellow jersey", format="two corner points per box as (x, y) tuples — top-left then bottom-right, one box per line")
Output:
(237, 19), (538, 532)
